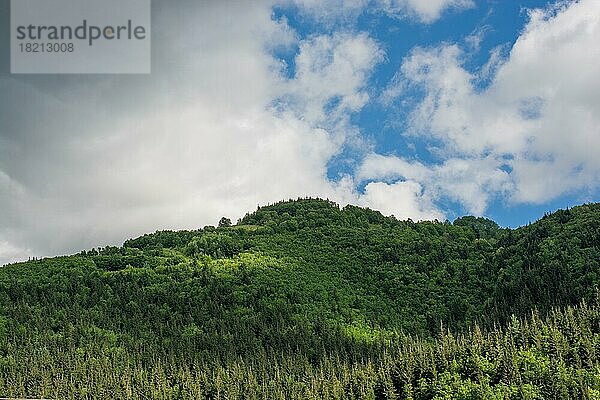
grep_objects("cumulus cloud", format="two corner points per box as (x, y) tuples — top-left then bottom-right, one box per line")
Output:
(369, 0), (600, 214)
(358, 180), (444, 221)
(378, 0), (474, 23)
(287, 0), (369, 22)
(289, 0), (473, 23)
(2, 0), (597, 265)
(0, 0), (389, 264)
(281, 32), (384, 126)
(358, 153), (511, 216)
(0, 241), (31, 265)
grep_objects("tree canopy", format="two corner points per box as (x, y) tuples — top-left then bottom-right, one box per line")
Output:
(1, 198), (599, 398)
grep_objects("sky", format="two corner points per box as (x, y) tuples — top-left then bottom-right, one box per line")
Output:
(0, 0), (599, 265)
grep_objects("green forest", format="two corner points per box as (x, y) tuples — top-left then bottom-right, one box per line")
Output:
(1, 199), (599, 399)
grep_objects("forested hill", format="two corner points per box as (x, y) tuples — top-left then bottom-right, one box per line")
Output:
(119, 199), (599, 334)
(1, 199), (600, 398)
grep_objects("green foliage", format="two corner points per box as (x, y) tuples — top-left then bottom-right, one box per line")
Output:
(218, 217), (232, 228)
(453, 216), (501, 239)
(185, 233), (244, 258)
(0, 198), (599, 398)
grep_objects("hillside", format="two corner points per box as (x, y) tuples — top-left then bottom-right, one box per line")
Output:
(1, 199), (599, 398)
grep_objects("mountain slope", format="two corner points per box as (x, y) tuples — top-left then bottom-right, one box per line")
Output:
(121, 199), (599, 333)
(0, 199), (599, 398)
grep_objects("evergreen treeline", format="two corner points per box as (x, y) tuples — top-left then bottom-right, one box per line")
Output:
(0, 199), (599, 398)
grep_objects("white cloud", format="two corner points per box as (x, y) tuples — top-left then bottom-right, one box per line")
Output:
(2, 0), (597, 265)
(0, 1), (390, 264)
(283, 32), (384, 126)
(289, 0), (473, 23)
(373, 0), (600, 213)
(0, 241), (31, 266)
(288, 0), (369, 22)
(358, 153), (511, 216)
(465, 24), (490, 51)
(358, 180), (444, 221)
(378, 0), (474, 23)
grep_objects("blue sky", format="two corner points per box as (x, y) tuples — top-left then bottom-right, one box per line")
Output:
(0, 0), (599, 263)
(270, 0), (599, 226)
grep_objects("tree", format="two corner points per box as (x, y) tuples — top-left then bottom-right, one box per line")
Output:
(218, 217), (232, 227)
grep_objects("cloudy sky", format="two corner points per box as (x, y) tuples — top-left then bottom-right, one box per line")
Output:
(1, 0), (599, 264)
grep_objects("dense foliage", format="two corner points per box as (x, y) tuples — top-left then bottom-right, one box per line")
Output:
(0, 199), (599, 398)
